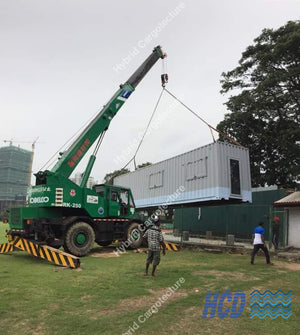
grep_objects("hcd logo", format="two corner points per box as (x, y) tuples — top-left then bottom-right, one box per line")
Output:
(250, 290), (292, 319)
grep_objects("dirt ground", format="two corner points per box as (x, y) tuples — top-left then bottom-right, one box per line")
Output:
(274, 261), (300, 271)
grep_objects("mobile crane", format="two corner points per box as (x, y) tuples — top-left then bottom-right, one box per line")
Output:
(5, 46), (167, 258)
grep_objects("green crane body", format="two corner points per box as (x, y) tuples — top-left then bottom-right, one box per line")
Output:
(8, 46), (166, 256)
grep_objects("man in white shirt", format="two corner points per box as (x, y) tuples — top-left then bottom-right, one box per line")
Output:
(251, 222), (272, 265)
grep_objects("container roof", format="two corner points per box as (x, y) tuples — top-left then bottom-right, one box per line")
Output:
(274, 191), (300, 207)
(115, 140), (249, 179)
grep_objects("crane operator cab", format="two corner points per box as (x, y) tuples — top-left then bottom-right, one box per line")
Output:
(93, 184), (135, 218)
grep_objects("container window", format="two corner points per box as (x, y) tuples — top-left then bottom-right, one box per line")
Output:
(186, 158), (207, 181)
(230, 159), (241, 195)
(149, 171), (164, 189)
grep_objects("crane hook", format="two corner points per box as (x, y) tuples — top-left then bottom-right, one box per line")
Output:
(161, 73), (168, 87)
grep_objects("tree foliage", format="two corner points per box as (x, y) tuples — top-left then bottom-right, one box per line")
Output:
(103, 162), (152, 185)
(137, 162), (152, 169)
(104, 168), (130, 185)
(218, 21), (300, 188)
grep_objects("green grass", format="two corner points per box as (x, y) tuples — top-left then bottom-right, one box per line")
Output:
(0, 221), (9, 243)
(0, 222), (299, 335)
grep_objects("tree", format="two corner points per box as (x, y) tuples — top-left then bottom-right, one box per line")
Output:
(103, 162), (152, 185)
(218, 21), (300, 188)
(137, 162), (152, 169)
(104, 168), (130, 185)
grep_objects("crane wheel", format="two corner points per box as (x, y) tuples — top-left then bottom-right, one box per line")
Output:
(126, 222), (144, 248)
(64, 222), (95, 257)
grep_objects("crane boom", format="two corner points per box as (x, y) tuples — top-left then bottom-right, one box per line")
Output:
(49, 46), (165, 181)
(6, 45), (168, 260)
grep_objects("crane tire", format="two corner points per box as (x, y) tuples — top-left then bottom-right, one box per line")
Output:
(64, 221), (95, 257)
(126, 222), (144, 248)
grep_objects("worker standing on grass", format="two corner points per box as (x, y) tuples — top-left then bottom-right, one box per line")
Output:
(251, 222), (273, 265)
(143, 216), (166, 277)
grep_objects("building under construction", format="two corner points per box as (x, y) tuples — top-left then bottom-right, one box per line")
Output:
(0, 145), (31, 210)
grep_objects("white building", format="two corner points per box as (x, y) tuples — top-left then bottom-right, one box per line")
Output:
(72, 172), (96, 189)
(274, 192), (300, 248)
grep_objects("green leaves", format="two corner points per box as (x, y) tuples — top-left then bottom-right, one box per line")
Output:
(218, 21), (300, 188)
(104, 168), (130, 185)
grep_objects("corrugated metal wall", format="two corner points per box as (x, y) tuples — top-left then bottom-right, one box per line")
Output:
(173, 189), (287, 241)
(114, 141), (252, 208)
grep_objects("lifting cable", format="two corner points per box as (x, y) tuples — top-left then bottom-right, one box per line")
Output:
(40, 108), (103, 171)
(93, 130), (106, 156)
(209, 127), (216, 143)
(120, 84), (242, 177)
(163, 88), (242, 147)
(121, 88), (165, 170)
(42, 77), (240, 179)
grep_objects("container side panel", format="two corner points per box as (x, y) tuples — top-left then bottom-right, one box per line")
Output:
(114, 142), (252, 207)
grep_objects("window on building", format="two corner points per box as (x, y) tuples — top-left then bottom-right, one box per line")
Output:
(149, 171), (164, 189)
(230, 159), (241, 195)
(186, 158), (207, 181)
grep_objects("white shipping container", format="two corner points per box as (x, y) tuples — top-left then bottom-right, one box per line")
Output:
(114, 141), (252, 208)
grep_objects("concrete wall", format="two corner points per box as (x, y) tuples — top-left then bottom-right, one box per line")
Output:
(288, 207), (300, 248)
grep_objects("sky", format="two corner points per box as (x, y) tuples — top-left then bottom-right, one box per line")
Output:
(0, 0), (299, 184)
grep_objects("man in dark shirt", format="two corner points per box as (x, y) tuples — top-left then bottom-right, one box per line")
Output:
(272, 217), (280, 251)
(143, 216), (166, 276)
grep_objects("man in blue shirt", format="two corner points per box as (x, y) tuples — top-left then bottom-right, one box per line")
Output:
(251, 222), (272, 265)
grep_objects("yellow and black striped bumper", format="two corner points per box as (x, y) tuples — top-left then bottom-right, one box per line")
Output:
(162, 241), (180, 252)
(0, 236), (80, 269)
(0, 243), (14, 253)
